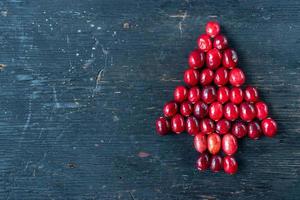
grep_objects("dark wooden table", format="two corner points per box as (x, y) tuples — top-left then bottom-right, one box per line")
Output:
(0, 0), (299, 199)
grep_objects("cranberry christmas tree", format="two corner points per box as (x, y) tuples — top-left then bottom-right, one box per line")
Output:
(155, 21), (278, 175)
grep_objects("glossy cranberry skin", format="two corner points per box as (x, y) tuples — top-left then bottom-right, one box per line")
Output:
(163, 101), (178, 117)
(193, 101), (208, 119)
(171, 114), (185, 134)
(207, 133), (221, 155)
(202, 86), (216, 104)
(213, 34), (228, 50)
(156, 117), (170, 136)
(214, 67), (228, 86)
(194, 132), (207, 153)
(261, 118), (277, 137)
(206, 48), (222, 70)
(222, 134), (238, 156)
(224, 102), (239, 121)
(188, 87), (201, 104)
(196, 153), (210, 171)
(255, 101), (269, 120)
(197, 34), (212, 52)
(210, 155), (222, 172)
(223, 156), (238, 175)
(209, 102), (223, 121)
(200, 118), (215, 134)
(229, 68), (245, 87)
(205, 21), (220, 38)
(247, 121), (262, 139)
(239, 102), (256, 122)
(230, 87), (244, 104)
(186, 116), (199, 136)
(222, 49), (238, 69)
(184, 69), (200, 86)
(216, 119), (231, 135)
(180, 101), (193, 117)
(217, 86), (230, 104)
(231, 121), (247, 139)
(244, 86), (258, 103)
(200, 68), (214, 86)
(188, 49), (205, 69)
(174, 86), (188, 103)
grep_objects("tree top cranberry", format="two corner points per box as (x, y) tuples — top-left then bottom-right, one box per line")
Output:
(163, 101), (178, 117)
(244, 86), (259, 103)
(188, 49), (205, 69)
(222, 48), (238, 69)
(184, 69), (200, 86)
(229, 68), (245, 87)
(156, 117), (170, 136)
(197, 34), (212, 52)
(261, 118), (277, 137)
(174, 86), (188, 103)
(206, 48), (222, 70)
(213, 34), (228, 50)
(206, 21), (220, 38)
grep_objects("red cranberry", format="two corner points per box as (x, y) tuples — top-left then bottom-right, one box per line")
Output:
(200, 118), (215, 134)
(184, 69), (200, 86)
(239, 102), (256, 122)
(209, 102), (223, 121)
(216, 119), (231, 135)
(193, 101), (208, 119)
(180, 101), (193, 117)
(206, 48), (222, 70)
(261, 118), (277, 137)
(248, 121), (262, 139)
(188, 49), (205, 69)
(200, 68), (214, 86)
(174, 86), (188, 103)
(224, 102), (239, 121)
(244, 86), (258, 103)
(196, 153), (210, 171)
(205, 21), (220, 38)
(230, 87), (244, 104)
(194, 132), (207, 153)
(156, 117), (170, 136)
(223, 156), (238, 175)
(214, 67), (228, 86)
(186, 116), (199, 136)
(202, 85), (216, 104)
(210, 155), (223, 172)
(213, 34), (228, 50)
(188, 87), (201, 104)
(222, 134), (238, 156)
(171, 114), (185, 134)
(197, 34), (212, 52)
(217, 86), (230, 104)
(255, 101), (269, 120)
(207, 133), (221, 155)
(229, 68), (245, 87)
(231, 121), (247, 139)
(163, 101), (178, 117)
(222, 49), (238, 69)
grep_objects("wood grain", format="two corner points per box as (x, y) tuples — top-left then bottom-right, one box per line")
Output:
(0, 0), (299, 199)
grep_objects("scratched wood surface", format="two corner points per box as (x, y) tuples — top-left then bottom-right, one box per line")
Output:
(0, 0), (300, 199)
